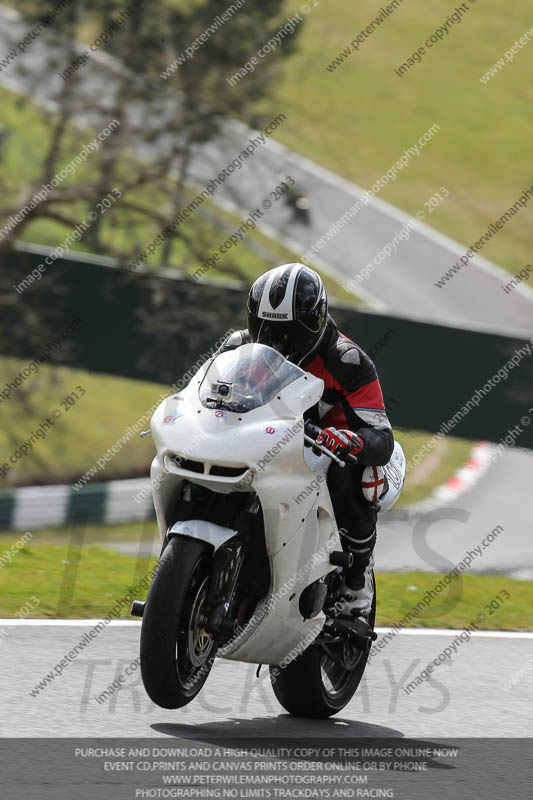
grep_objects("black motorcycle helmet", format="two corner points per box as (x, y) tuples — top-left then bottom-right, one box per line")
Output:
(247, 263), (328, 364)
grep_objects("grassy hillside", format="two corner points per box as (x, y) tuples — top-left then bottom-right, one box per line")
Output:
(0, 352), (472, 500)
(0, 359), (162, 486)
(2, 2), (530, 278)
(263, 0), (533, 276)
(0, 82), (362, 307)
(0, 5), (490, 498)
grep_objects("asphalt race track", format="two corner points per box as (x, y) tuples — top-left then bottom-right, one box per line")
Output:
(1, 621), (531, 738)
(0, 621), (531, 798)
(376, 447), (533, 579)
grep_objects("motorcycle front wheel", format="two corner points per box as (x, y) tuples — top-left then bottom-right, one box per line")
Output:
(140, 536), (216, 709)
(269, 574), (376, 718)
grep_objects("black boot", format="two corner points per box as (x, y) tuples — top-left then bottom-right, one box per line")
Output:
(337, 527), (376, 618)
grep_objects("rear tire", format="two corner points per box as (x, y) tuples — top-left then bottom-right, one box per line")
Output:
(270, 573), (376, 718)
(140, 536), (216, 709)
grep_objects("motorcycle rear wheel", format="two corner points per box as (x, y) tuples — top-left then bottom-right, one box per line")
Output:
(269, 574), (376, 718)
(140, 536), (216, 709)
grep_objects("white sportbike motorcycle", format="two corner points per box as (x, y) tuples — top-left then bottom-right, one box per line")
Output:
(133, 343), (404, 718)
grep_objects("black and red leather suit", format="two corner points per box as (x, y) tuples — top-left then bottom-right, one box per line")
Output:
(216, 315), (394, 574)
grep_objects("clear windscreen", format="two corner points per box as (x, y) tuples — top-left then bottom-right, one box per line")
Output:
(198, 343), (305, 413)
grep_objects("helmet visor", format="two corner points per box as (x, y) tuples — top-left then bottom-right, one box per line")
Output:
(248, 316), (315, 361)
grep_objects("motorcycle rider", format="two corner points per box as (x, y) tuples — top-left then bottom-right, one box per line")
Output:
(215, 263), (395, 621)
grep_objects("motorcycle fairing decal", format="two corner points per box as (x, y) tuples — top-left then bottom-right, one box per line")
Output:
(163, 410), (182, 425)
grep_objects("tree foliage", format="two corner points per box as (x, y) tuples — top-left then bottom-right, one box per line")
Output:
(0, 0), (299, 264)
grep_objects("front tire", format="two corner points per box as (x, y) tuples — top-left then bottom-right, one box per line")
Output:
(270, 573), (376, 718)
(140, 536), (216, 709)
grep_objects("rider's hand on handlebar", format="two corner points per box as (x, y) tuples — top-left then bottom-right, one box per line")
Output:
(316, 427), (363, 460)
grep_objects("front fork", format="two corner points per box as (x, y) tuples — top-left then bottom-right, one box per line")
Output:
(205, 532), (247, 637)
(203, 509), (260, 640)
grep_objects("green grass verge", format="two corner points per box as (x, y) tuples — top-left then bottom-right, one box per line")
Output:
(0, 536), (530, 629)
(0, 537), (155, 619)
(262, 0), (533, 277)
(1, 520), (161, 547)
(375, 571), (531, 632)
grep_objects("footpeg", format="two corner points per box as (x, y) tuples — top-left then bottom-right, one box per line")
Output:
(131, 601), (145, 617)
(207, 603), (238, 636)
(329, 551), (353, 568)
(333, 616), (377, 652)
(219, 617), (238, 634)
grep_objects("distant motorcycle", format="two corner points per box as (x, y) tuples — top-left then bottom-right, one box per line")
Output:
(280, 174), (312, 225)
(286, 189), (311, 225)
(133, 343), (396, 717)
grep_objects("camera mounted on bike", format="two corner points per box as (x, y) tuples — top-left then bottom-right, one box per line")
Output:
(207, 380), (234, 407)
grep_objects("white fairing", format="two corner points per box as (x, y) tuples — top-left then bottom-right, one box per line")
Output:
(169, 520), (238, 550)
(149, 344), (343, 665)
(380, 441), (406, 513)
(147, 343), (402, 666)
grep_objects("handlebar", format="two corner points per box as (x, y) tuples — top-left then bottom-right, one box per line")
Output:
(304, 421), (359, 468)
